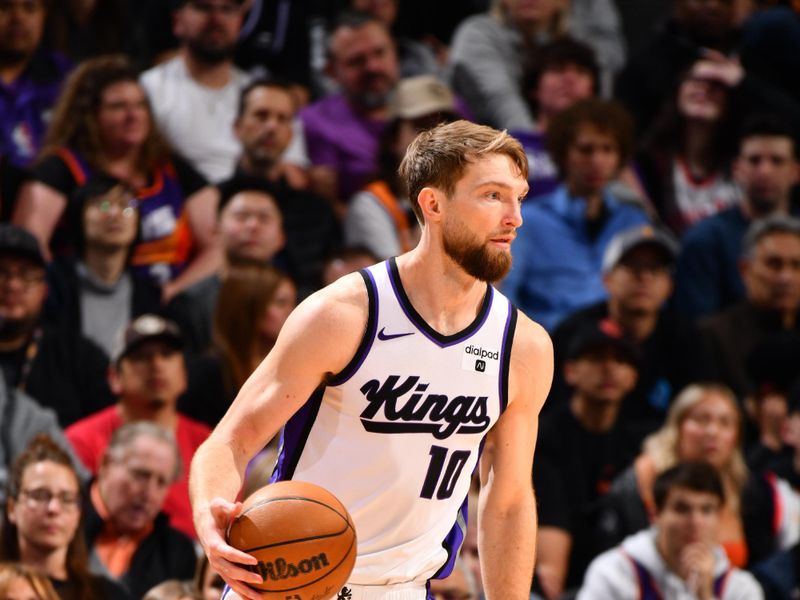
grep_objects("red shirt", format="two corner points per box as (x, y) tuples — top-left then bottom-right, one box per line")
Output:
(65, 405), (211, 539)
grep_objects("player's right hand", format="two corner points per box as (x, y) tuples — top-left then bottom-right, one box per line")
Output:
(197, 497), (263, 600)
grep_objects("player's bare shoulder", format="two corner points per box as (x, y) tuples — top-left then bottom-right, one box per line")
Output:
(299, 271), (370, 329)
(507, 309), (554, 411)
(274, 271), (372, 376)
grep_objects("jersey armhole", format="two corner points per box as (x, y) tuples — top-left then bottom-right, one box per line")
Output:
(498, 301), (518, 413)
(327, 268), (379, 386)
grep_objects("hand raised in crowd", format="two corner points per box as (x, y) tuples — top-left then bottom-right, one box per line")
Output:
(695, 49), (745, 88)
(681, 541), (716, 600)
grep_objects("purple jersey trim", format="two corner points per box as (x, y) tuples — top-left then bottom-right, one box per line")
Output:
(498, 301), (518, 413)
(386, 257), (493, 348)
(328, 268), (379, 386)
(430, 494), (469, 581)
(270, 386), (326, 482)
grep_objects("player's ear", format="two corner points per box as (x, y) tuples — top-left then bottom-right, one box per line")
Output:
(418, 187), (442, 223)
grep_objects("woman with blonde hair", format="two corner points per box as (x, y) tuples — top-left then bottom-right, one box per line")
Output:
(0, 563), (59, 600)
(13, 55), (220, 301)
(597, 382), (800, 568)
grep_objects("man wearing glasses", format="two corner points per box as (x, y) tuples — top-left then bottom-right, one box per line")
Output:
(44, 176), (162, 360)
(0, 224), (114, 427)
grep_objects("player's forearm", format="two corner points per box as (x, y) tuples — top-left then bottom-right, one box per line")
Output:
(189, 436), (247, 516)
(479, 491), (538, 599)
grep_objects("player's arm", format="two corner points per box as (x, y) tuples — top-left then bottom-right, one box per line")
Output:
(189, 273), (368, 600)
(477, 313), (553, 600)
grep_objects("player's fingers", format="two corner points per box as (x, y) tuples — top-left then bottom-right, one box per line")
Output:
(210, 497), (243, 525)
(224, 578), (265, 600)
(209, 538), (259, 567)
(214, 556), (264, 600)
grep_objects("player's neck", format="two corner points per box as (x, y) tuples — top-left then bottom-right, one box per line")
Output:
(395, 248), (488, 336)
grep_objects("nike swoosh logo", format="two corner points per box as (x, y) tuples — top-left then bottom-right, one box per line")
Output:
(377, 327), (414, 341)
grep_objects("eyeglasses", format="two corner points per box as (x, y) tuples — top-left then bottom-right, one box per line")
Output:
(86, 197), (138, 218)
(0, 266), (45, 287)
(19, 488), (81, 511)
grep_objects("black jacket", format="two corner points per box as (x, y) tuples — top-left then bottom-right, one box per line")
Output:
(83, 493), (197, 600)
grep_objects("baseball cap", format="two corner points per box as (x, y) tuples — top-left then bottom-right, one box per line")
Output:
(388, 76), (457, 121)
(112, 314), (184, 364)
(602, 225), (679, 274)
(0, 225), (45, 268)
(565, 318), (639, 366)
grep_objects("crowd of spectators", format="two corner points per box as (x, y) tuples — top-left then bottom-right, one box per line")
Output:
(2, 0), (800, 599)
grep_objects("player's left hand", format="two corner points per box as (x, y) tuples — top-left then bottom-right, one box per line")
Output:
(197, 497), (263, 600)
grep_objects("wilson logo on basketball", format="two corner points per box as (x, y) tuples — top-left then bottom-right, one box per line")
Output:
(359, 375), (491, 439)
(251, 553), (330, 582)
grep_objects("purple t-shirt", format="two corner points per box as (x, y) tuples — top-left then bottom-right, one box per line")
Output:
(300, 94), (387, 202)
(511, 129), (560, 200)
(0, 50), (72, 168)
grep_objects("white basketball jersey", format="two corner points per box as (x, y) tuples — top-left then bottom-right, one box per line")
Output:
(271, 258), (518, 586)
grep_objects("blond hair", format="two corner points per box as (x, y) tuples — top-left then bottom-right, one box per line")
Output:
(643, 383), (749, 493)
(398, 120), (527, 223)
(490, 0), (568, 36)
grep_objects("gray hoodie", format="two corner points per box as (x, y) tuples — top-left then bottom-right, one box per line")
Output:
(0, 375), (88, 500)
(577, 528), (764, 600)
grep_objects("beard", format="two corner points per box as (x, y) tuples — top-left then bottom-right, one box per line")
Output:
(442, 216), (512, 283)
(186, 38), (236, 65)
(748, 192), (782, 216)
(0, 313), (37, 342)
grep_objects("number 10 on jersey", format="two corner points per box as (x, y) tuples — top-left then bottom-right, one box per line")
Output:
(420, 446), (471, 500)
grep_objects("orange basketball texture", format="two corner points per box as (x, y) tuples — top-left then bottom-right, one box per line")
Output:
(227, 480), (357, 600)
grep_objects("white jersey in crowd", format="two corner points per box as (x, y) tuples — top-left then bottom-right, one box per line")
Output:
(577, 528), (764, 600)
(140, 56), (251, 183)
(271, 257), (518, 587)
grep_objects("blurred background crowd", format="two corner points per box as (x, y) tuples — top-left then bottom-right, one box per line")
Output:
(1, 0), (800, 598)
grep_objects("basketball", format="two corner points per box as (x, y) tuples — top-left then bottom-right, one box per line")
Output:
(227, 480), (357, 600)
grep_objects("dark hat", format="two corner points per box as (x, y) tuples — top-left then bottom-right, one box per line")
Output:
(112, 314), (183, 364)
(565, 318), (640, 366)
(0, 225), (45, 268)
(602, 225), (679, 274)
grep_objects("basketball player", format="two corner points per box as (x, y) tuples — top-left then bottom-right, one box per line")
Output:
(189, 120), (554, 600)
